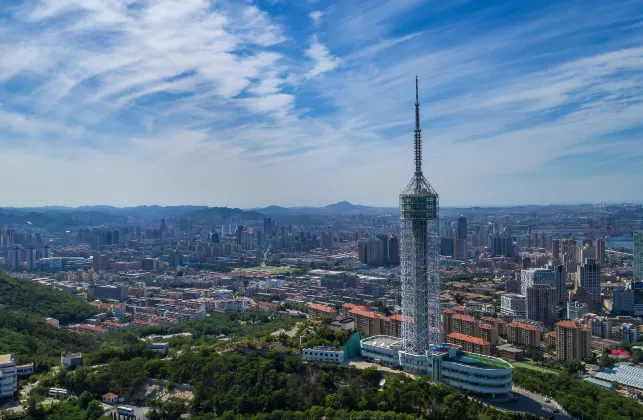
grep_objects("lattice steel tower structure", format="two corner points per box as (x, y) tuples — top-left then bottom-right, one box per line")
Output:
(400, 77), (441, 354)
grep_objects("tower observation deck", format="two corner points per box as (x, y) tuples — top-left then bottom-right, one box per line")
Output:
(399, 77), (441, 354)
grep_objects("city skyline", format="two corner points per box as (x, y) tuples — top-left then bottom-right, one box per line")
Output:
(1, 1), (643, 208)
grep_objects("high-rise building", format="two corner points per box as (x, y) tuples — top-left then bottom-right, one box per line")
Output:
(399, 77), (441, 354)
(10, 245), (20, 270)
(357, 238), (382, 266)
(520, 268), (554, 296)
(388, 236), (400, 266)
(377, 234), (389, 266)
(263, 218), (272, 236)
(321, 231), (334, 250)
(595, 238), (605, 264)
(634, 231), (643, 280)
(526, 285), (556, 326)
(26, 246), (37, 271)
(552, 239), (560, 262)
(554, 265), (567, 306)
(577, 258), (601, 310)
(457, 216), (467, 241)
(440, 237), (455, 257)
(491, 234), (511, 257)
(555, 321), (591, 362)
(507, 322), (540, 348)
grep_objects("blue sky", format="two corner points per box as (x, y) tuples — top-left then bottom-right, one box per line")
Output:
(1, 0), (643, 207)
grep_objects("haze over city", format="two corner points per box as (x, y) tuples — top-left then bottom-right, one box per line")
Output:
(1, 0), (643, 207)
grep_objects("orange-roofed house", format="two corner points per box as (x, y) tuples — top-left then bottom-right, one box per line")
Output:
(447, 332), (491, 355)
(308, 303), (338, 320)
(507, 322), (540, 348)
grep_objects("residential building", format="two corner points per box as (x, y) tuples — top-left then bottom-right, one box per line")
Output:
(479, 323), (498, 346)
(145, 342), (170, 355)
(447, 332), (490, 356)
(591, 337), (620, 353)
(555, 321), (591, 362)
(613, 323), (641, 343)
(388, 236), (400, 266)
(349, 307), (389, 336)
(500, 293), (526, 318)
(482, 317), (507, 338)
(520, 268), (554, 295)
(507, 322), (540, 348)
(308, 303), (338, 320)
(577, 258), (601, 310)
(589, 316), (611, 338)
(0, 354), (17, 399)
(526, 285), (556, 326)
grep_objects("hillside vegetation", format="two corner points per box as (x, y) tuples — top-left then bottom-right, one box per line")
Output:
(0, 274), (95, 323)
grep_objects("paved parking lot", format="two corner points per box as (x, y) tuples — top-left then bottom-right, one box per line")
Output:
(105, 405), (151, 419)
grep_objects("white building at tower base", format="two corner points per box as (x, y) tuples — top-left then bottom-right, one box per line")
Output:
(360, 336), (513, 398)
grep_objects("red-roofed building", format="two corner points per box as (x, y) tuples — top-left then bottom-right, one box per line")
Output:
(447, 332), (491, 355)
(482, 316), (507, 338)
(507, 322), (540, 348)
(340, 303), (368, 318)
(479, 323), (498, 345)
(611, 349), (630, 357)
(555, 321), (591, 362)
(102, 393), (119, 404)
(308, 303), (338, 320)
(349, 308), (390, 336)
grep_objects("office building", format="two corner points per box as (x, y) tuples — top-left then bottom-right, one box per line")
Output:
(567, 301), (588, 320)
(520, 268), (554, 296)
(303, 347), (345, 365)
(554, 265), (567, 306)
(635, 231), (643, 280)
(595, 238), (605, 264)
(457, 216), (467, 241)
(92, 254), (110, 272)
(500, 293), (526, 317)
(577, 258), (601, 310)
(455, 239), (466, 260)
(10, 245), (20, 270)
(526, 285), (556, 326)
(321, 231), (334, 250)
(555, 321), (591, 362)
(263, 218), (272, 235)
(440, 237), (455, 257)
(612, 288), (634, 315)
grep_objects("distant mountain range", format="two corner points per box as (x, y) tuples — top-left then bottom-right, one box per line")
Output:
(251, 201), (396, 215)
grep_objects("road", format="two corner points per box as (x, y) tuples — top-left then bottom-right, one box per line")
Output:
(486, 386), (572, 420)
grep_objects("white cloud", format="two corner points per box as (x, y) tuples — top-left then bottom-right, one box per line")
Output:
(305, 38), (340, 78)
(310, 11), (323, 25)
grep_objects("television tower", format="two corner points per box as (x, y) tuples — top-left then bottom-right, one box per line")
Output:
(400, 77), (441, 354)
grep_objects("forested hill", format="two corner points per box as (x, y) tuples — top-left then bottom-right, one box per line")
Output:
(0, 274), (95, 324)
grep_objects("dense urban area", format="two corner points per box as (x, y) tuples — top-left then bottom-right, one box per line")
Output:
(0, 200), (643, 420)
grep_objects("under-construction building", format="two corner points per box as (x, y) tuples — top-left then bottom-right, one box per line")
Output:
(359, 78), (513, 398)
(400, 77), (441, 354)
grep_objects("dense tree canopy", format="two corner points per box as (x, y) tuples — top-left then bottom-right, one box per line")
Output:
(513, 367), (643, 420)
(0, 274), (96, 323)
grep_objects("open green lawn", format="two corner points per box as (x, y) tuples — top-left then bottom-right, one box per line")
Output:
(242, 265), (302, 274)
(510, 361), (558, 374)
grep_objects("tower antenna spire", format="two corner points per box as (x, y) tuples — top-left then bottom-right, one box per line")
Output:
(414, 76), (422, 187)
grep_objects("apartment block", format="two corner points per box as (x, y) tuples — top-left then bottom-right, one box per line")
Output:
(0, 354), (17, 399)
(555, 321), (591, 362)
(447, 332), (491, 356)
(309, 303), (338, 320)
(507, 322), (541, 348)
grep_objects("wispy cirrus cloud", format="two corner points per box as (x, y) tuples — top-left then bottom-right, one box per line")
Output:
(0, 0), (642, 207)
